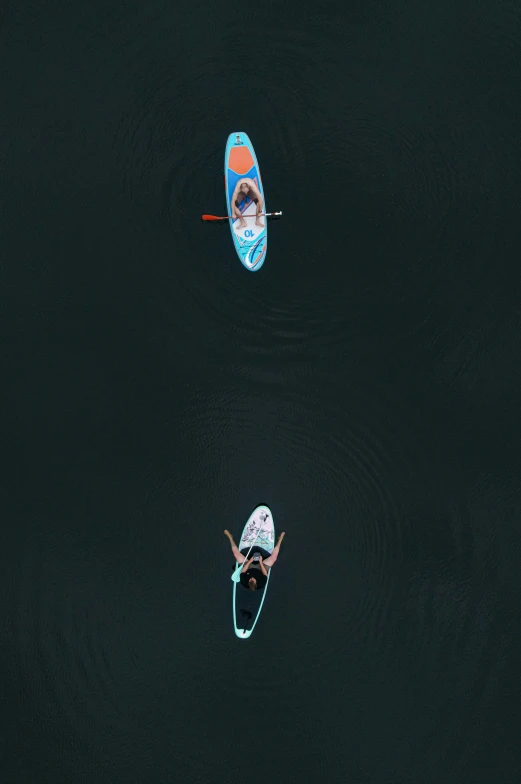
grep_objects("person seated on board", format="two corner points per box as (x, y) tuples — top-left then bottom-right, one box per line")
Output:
(224, 529), (286, 591)
(230, 178), (264, 230)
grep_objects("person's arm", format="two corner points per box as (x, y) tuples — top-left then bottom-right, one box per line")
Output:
(262, 532), (286, 568)
(224, 529), (246, 563)
(241, 557), (254, 573)
(230, 183), (242, 218)
(249, 182), (264, 209)
(258, 557), (268, 577)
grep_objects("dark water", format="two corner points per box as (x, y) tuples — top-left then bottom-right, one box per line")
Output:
(2, 1), (521, 782)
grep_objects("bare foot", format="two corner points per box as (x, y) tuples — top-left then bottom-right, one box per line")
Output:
(236, 220), (247, 230)
(255, 219), (264, 228)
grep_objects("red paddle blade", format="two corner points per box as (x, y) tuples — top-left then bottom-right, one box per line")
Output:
(201, 214), (227, 221)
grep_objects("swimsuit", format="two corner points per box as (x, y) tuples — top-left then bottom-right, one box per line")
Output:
(239, 565), (267, 590)
(235, 193), (259, 208)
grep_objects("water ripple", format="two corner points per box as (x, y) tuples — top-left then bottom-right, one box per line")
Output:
(0, 1), (10, 31)
(14, 531), (135, 748)
(181, 377), (426, 665)
(110, 10), (352, 362)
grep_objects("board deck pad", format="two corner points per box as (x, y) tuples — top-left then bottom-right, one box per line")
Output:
(224, 132), (268, 271)
(232, 505), (275, 639)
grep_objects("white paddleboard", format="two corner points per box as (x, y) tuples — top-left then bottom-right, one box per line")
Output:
(232, 505), (275, 639)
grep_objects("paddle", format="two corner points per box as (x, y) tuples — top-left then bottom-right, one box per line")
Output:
(231, 527), (264, 583)
(202, 211), (282, 222)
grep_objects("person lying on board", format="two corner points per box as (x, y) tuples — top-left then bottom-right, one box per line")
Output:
(231, 178), (264, 230)
(224, 529), (286, 591)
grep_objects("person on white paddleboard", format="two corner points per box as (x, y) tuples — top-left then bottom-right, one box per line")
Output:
(231, 178), (264, 230)
(224, 529), (286, 591)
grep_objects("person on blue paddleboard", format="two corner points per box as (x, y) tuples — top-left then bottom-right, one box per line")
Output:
(224, 529), (286, 591)
(230, 178), (264, 230)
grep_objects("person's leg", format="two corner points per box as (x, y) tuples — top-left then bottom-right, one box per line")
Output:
(263, 532), (285, 567)
(224, 529), (246, 562)
(255, 198), (264, 228)
(232, 546), (246, 563)
(262, 543), (280, 568)
(234, 201), (247, 229)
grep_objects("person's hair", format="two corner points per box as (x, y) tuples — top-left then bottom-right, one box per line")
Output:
(248, 577), (257, 592)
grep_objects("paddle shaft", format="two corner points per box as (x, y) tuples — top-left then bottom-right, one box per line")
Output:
(202, 211), (282, 221)
(232, 520), (267, 581)
(232, 538), (257, 580)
